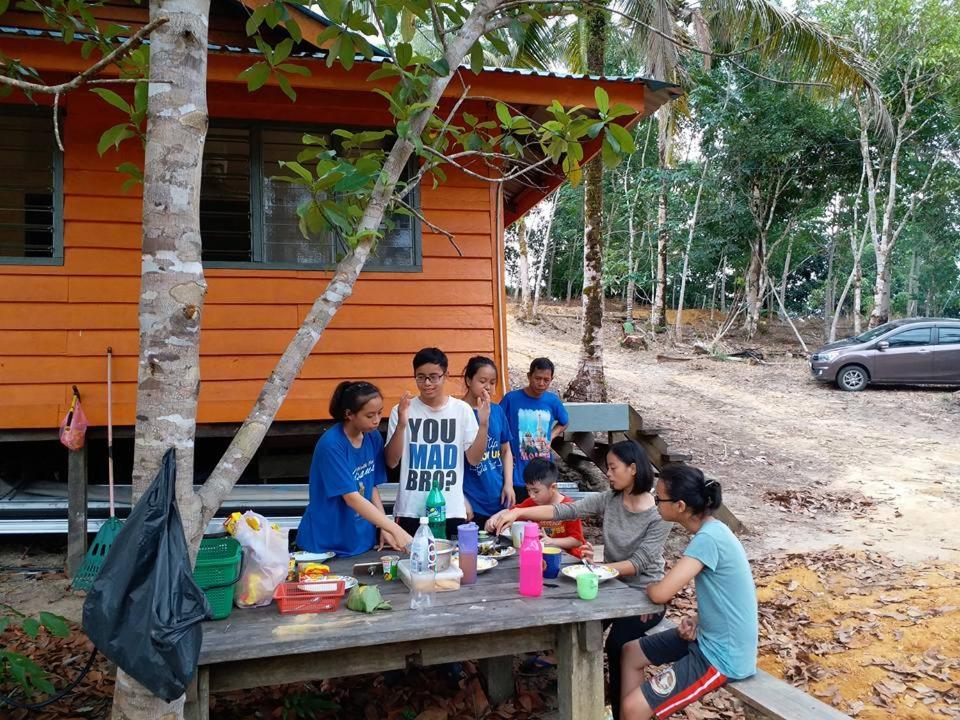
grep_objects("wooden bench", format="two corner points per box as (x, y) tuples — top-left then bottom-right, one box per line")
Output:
(648, 620), (849, 720)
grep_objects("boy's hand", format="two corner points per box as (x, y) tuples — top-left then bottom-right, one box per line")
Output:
(477, 388), (491, 426)
(579, 541), (594, 563)
(465, 498), (474, 521)
(501, 484), (516, 508)
(493, 509), (519, 535)
(484, 512), (503, 533)
(679, 615), (698, 641)
(379, 526), (412, 552)
(397, 391), (413, 423)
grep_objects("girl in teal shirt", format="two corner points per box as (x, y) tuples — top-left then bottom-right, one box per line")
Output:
(620, 465), (758, 719)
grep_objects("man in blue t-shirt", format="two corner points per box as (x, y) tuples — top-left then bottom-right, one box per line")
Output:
(499, 357), (569, 502)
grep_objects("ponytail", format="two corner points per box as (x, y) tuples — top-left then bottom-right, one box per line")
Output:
(329, 381), (382, 422)
(659, 464), (722, 515)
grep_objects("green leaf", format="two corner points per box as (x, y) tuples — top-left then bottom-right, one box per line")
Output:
(278, 160), (313, 181)
(608, 102), (635, 120)
(325, 35), (342, 68)
(239, 62), (271, 92)
(495, 102), (512, 128)
(276, 73), (296, 102)
(395, 42), (412, 68)
(285, 16), (302, 44)
(601, 138), (621, 169)
(381, 6), (397, 36)
(90, 88), (130, 114)
(315, 25), (340, 46)
(470, 42), (484, 75)
(116, 161), (143, 180)
(277, 63), (310, 76)
(21, 617), (40, 639)
(97, 123), (134, 156)
(607, 123), (635, 153)
(339, 32), (354, 70)
(274, 38), (294, 64)
(0, 617), (10, 634)
(245, 6), (265, 35)
(367, 65), (401, 82)
(594, 86), (609, 115)
(134, 81), (148, 114)
(463, 112), (478, 127)
(427, 58), (450, 76)
(0, 0), (10, 14)
(399, 8), (415, 42)
(38, 612), (70, 638)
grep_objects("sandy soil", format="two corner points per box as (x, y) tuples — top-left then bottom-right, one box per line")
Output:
(507, 304), (960, 563)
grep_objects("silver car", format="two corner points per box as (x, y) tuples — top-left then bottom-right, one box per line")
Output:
(810, 318), (960, 391)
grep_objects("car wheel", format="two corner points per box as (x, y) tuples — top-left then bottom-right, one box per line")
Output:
(837, 365), (869, 392)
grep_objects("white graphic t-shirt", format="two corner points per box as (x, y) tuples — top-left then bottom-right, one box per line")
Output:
(387, 396), (479, 519)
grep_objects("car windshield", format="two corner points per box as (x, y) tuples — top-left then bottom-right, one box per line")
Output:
(854, 322), (900, 343)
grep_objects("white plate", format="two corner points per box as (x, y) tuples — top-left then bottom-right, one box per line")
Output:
(322, 574), (357, 590)
(561, 564), (619, 583)
(485, 546), (516, 560)
(452, 554), (499, 573)
(298, 581), (342, 593)
(292, 551), (336, 563)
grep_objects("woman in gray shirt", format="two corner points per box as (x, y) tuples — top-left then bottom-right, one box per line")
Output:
(493, 440), (671, 719)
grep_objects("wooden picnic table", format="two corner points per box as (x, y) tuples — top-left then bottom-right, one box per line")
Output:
(188, 548), (661, 720)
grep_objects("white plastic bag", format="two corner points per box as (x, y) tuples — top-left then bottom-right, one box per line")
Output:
(231, 511), (289, 608)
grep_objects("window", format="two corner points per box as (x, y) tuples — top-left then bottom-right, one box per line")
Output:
(200, 124), (419, 270)
(886, 328), (931, 348)
(0, 109), (62, 264)
(938, 327), (960, 345)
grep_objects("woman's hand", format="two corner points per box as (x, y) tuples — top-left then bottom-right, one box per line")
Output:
(379, 525), (413, 552)
(476, 388), (491, 426)
(501, 483), (516, 509)
(579, 541), (594, 563)
(679, 615), (698, 641)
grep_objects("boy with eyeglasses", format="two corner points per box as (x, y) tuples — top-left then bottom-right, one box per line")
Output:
(386, 347), (490, 538)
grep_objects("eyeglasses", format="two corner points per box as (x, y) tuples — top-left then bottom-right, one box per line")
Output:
(415, 373), (446, 385)
(653, 495), (679, 506)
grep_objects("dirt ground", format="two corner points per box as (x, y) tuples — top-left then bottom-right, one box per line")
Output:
(508, 303), (960, 563)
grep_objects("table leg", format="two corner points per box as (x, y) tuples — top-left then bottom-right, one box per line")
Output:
(479, 655), (515, 706)
(557, 621), (605, 720)
(184, 667), (210, 720)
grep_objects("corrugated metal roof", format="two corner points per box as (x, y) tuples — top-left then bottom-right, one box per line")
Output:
(0, 24), (679, 92)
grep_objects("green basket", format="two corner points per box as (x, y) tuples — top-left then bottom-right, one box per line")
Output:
(193, 536), (242, 620)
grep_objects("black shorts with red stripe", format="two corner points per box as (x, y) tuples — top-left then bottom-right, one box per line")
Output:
(639, 628), (728, 719)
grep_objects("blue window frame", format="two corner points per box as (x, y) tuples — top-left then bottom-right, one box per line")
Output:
(0, 107), (64, 265)
(200, 122), (421, 272)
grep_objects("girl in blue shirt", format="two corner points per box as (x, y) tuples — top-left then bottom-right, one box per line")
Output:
(620, 465), (758, 719)
(296, 381), (413, 556)
(461, 356), (514, 529)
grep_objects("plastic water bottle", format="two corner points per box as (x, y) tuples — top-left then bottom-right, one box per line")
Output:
(409, 517), (436, 610)
(457, 522), (478, 585)
(518, 521), (543, 597)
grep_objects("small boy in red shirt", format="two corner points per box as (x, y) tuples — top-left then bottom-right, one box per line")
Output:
(489, 458), (585, 557)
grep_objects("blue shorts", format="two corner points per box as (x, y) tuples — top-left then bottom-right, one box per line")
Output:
(639, 628), (728, 719)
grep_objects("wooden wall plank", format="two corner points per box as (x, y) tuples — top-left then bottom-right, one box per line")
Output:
(0, 277), (69, 302)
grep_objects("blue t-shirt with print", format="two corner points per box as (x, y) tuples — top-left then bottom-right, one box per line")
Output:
(464, 403), (511, 517)
(684, 519), (758, 679)
(296, 424), (386, 556)
(499, 389), (569, 487)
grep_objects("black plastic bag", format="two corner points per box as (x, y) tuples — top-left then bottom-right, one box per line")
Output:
(82, 449), (210, 702)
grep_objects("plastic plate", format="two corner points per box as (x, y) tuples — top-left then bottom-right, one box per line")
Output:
(560, 564), (619, 583)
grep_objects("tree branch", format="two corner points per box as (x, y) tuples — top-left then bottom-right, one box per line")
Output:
(395, 196), (461, 256)
(0, 17), (168, 94)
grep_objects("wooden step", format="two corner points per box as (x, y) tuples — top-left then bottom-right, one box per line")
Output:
(727, 670), (851, 719)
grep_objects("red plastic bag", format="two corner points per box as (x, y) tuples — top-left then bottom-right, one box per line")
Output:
(60, 391), (88, 451)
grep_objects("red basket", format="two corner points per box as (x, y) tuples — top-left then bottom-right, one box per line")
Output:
(275, 579), (346, 614)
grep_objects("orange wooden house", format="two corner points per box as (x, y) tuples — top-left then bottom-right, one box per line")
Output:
(0, 1), (679, 524)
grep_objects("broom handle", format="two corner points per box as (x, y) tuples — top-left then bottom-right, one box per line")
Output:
(107, 346), (115, 518)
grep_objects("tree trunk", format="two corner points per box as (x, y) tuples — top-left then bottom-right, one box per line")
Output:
(823, 236), (837, 339)
(744, 240), (763, 338)
(906, 248), (919, 316)
(545, 236), (556, 302)
(674, 158), (709, 341)
(625, 214), (636, 320)
(517, 216), (531, 318)
(650, 106), (671, 330)
(565, 6), (607, 402)
(532, 195), (557, 318)
(853, 255), (863, 334)
(720, 256), (726, 314)
(117, 0), (212, 714)
(778, 236), (793, 319)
